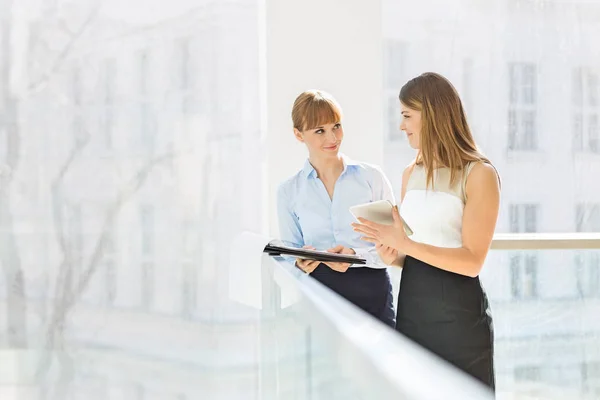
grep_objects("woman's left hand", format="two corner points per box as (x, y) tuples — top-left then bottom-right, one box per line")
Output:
(323, 245), (355, 273)
(352, 205), (410, 252)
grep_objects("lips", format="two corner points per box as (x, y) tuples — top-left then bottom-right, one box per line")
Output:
(324, 144), (339, 150)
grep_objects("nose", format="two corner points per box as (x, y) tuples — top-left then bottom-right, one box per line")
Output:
(399, 119), (406, 131)
(326, 129), (337, 143)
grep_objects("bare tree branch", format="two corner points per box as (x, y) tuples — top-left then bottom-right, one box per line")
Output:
(44, 131), (92, 341)
(0, 0), (99, 349)
(52, 133), (91, 251)
(73, 151), (175, 300)
(0, 0), (27, 348)
(1, 0), (20, 186)
(37, 150), (177, 380)
(27, 1), (102, 95)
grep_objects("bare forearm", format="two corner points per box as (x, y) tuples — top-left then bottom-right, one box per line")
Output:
(404, 240), (483, 277)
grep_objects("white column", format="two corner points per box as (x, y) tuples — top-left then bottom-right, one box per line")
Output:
(265, 0), (384, 236)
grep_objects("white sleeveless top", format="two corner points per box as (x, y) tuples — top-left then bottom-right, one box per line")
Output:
(400, 163), (477, 249)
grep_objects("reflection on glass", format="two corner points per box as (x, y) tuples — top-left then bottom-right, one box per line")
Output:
(1, 0), (264, 398)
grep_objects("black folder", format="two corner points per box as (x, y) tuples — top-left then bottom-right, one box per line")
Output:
(264, 243), (366, 265)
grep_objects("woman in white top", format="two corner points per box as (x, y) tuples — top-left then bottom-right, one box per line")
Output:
(353, 72), (501, 391)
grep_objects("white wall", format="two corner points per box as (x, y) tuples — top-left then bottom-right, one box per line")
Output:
(266, 0), (384, 236)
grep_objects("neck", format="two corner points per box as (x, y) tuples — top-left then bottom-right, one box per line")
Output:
(309, 154), (344, 180)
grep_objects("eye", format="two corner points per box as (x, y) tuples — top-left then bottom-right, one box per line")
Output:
(315, 129), (324, 134)
(333, 123), (341, 129)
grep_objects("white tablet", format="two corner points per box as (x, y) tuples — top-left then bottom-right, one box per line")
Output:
(349, 200), (414, 236)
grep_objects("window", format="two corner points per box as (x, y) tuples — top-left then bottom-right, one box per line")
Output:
(575, 203), (600, 298)
(176, 37), (196, 115)
(573, 68), (600, 154)
(581, 362), (600, 391)
(511, 254), (538, 299)
(575, 253), (600, 298)
(387, 96), (401, 141)
(576, 203), (600, 232)
(138, 49), (156, 153)
(181, 219), (197, 318)
(509, 204), (539, 299)
(508, 63), (537, 151)
(102, 58), (116, 150)
(510, 204), (539, 233)
(384, 40), (407, 89)
(384, 40), (407, 142)
(140, 205), (154, 309)
(514, 365), (541, 382)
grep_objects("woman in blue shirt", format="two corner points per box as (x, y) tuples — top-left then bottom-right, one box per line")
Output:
(277, 89), (396, 327)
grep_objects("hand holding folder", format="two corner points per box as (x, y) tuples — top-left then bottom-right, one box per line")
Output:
(263, 242), (367, 265)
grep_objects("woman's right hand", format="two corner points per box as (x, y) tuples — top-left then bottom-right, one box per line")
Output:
(295, 245), (320, 274)
(376, 243), (398, 265)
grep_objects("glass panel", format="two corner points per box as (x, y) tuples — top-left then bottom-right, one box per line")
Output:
(0, 0), (265, 398)
(253, 257), (492, 400)
(482, 249), (600, 398)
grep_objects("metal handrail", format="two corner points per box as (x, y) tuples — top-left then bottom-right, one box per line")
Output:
(491, 233), (600, 250)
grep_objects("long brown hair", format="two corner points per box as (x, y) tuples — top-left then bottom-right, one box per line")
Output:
(400, 72), (493, 188)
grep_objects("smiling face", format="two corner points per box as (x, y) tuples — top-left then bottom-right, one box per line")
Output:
(399, 102), (422, 150)
(399, 72), (487, 188)
(294, 121), (344, 158)
(291, 90), (344, 160)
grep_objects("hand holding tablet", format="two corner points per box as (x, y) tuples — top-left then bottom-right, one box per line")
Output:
(350, 200), (413, 236)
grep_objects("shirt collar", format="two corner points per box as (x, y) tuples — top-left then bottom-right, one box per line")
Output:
(302, 154), (359, 179)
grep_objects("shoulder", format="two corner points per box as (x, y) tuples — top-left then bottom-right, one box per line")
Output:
(349, 160), (387, 181)
(400, 160), (418, 199)
(401, 160), (417, 185)
(351, 159), (383, 174)
(277, 170), (304, 199)
(465, 162), (500, 197)
(468, 162), (499, 182)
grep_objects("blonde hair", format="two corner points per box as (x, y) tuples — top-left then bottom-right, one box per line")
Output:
(291, 90), (343, 131)
(400, 72), (493, 188)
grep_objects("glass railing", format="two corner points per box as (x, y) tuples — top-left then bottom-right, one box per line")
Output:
(2, 234), (599, 399)
(483, 234), (600, 400)
(252, 254), (494, 400)
(1, 244), (492, 400)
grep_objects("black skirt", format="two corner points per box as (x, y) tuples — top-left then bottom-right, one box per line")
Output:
(396, 256), (495, 391)
(309, 263), (396, 328)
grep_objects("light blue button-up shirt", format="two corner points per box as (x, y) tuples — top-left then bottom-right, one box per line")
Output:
(277, 154), (395, 269)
